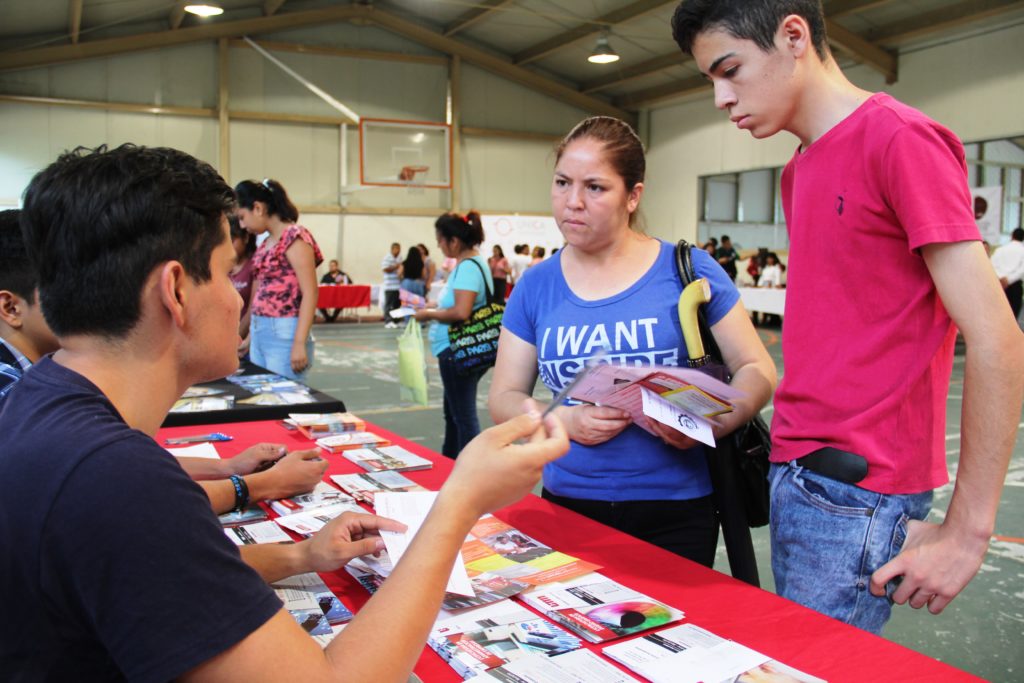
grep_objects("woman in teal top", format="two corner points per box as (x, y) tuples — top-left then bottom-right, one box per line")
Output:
(415, 211), (494, 458)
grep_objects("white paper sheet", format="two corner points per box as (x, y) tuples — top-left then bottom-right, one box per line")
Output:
(165, 442), (221, 459)
(640, 387), (716, 447)
(375, 491), (474, 597)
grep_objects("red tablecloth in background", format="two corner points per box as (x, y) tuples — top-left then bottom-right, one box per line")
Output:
(317, 284), (371, 309)
(157, 419), (982, 683)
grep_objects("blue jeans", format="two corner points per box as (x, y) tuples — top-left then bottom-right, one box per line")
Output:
(250, 315), (314, 381)
(437, 348), (486, 458)
(769, 461), (932, 634)
(401, 279), (425, 297)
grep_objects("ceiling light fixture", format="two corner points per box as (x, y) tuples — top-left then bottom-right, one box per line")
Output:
(588, 32), (620, 64)
(184, 4), (224, 17)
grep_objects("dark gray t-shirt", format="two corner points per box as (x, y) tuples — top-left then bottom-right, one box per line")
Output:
(0, 358), (282, 682)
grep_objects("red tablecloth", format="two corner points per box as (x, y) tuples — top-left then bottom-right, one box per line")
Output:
(317, 284), (371, 309)
(157, 419), (982, 683)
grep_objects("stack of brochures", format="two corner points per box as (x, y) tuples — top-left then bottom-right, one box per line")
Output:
(519, 573), (684, 644)
(272, 572), (354, 638)
(269, 481), (354, 516)
(428, 601), (583, 679)
(288, 411), (367, 439)
(340, 445), (433, 472)
(316, 432), (393, 454)
(602, 623), (826, 683)
(331, 471), (429, 504)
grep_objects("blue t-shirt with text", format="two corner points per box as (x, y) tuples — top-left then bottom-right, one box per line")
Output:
(502, 241), (739, 501)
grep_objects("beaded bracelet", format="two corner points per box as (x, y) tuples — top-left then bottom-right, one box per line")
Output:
(228, 474), (250, 513)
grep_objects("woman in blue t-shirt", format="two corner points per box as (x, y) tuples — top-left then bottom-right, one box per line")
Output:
(488, 116), (777, 565)
(415, 211), (494, 458)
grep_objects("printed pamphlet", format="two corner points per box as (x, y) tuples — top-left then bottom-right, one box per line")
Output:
(468, 649), (640, 682)
(273, 572), (354, 625)
(565, 364), (742, 443)
(273, 501), (364, 537)
(376, 492), (473, 596)
(218, 503), (269, 527)
(316, 432), (393, 454)
(340, 445), (433, 472)
(269, 481), (354, 516)
(461, 515), (601, 587)
(238, 391), (315, 406)
(429, 601), (583, 679)
(330, 471), (429, 505)
(171, 396), (234, 413)
(519, 573), (684, 643)
(224, 520), (294, 545)
(602, 623), (827, 683)
(288, 411), (366, 439)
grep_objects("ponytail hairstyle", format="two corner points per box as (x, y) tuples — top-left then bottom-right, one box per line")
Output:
(435, 210), (484, 250)
(234, 178), (299, 223)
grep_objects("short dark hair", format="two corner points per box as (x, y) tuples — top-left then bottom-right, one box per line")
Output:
(229, 214), (257, 259)
(671, 0), (828, 61)
(235, 178), (298, 223)
(1013, 228), (1024, 241)
(21, 144), (235, 339)
(435, 210), (484, 249)
(0, 210), (36, 302)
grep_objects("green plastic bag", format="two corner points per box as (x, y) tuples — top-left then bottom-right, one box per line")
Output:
(397, 321), (428, 406)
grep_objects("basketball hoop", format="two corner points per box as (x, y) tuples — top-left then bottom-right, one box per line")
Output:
(398, 165), (430, 182)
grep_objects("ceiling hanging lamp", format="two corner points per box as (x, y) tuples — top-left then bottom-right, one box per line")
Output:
(588, 32), (620, 64)
(183, 4), (224, 17)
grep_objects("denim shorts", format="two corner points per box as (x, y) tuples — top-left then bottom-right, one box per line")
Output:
(249, 315), (315, 381)
(769, 461), (932, 634)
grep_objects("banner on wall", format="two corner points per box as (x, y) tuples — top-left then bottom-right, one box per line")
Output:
(481, 215), (563, 264)
(972, 186), (1003, 244)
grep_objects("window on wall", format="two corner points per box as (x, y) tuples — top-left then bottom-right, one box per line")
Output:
(966, 137), (1024, 235)
(695, 135), (1024, 253)
(698, 167), (786, 251)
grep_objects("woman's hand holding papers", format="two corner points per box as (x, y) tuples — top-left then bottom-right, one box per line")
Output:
(647, 418), (702, 451)
(557, 404), (631, 446)
(304, 511), (406, 573)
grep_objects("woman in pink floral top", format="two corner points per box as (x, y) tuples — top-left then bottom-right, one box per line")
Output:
(235, 179), (323, 380)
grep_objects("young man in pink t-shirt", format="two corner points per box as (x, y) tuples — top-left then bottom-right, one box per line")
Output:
(673, 0), (1023, 633)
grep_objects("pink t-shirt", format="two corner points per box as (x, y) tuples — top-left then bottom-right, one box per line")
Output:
(229, 257), (255, 318)
(250, 225), (323, 318)
(773, 93), (980, 494)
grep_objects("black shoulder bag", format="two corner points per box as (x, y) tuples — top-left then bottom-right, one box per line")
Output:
(446, 259), (505, 376)
(676, 240), (772, 586)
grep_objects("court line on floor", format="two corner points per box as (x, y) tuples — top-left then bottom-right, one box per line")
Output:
(991, 535), (1024, 544)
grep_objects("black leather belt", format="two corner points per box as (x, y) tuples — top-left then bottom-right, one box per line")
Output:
(794, 447), (868, 484)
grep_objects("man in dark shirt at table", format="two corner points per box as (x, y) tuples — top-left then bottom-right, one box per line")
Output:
(0, 144), (568, 682)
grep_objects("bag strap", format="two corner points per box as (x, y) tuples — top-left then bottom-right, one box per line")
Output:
(674, 240), (724, 365)
(457, 257), (496, 305)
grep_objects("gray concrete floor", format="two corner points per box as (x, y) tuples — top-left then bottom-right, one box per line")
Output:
(305, 316), (1024, 682)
